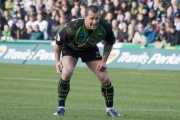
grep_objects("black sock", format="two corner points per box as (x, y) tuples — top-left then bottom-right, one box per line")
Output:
(101, 82), (114, 107)
(58, 78), (70, 107)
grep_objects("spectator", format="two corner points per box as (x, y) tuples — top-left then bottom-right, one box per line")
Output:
(146, 0), (154, 9)
(117, 22), (128, 43)
(0, 12), (7, 32)
(136, 13), (146, 26)
(97, 0), (105, 12)
(130, 1), (138, 18)
(24, 14), (29, 24)
(16, 20), (28, 39)
(45, 7), (52, 21)
(169, 1), (180, 23)
(154, 18), (161, 32)
(0, 0), (5, 12)
(47, 14), (60, 40)
(101, 4), (111, 20)
(71, 7), (80, 19)
(13, 3), (27, 20)
(87, 0), (98, 6)
(147, 9), (157, 24)
(104, 0), (114, 11)
(119, 1), (129, 14)
(151, 0), (159, 12)
(142, 24), (158, 45)
(13, 0), (25, 12)
(3, 9), (12, 22)
(4, 0), (14, 15)
(161, 13), (167, 26)
(35, 0), (45, 12)
(33, 13), (48, 40)
(156, 1), (166, 18)
(142, 7), (149, 22)
(132, 23), (146, 44)
(73, 0), (82, 10)
(117, 13), (125, 30)
(48, 9), (58, 22)
(27, 5), (36, 16)
(111, 19), (119, 42)
(80, 6), (86, 18)
(61, 4), (71, 21)
(165, 19), (172, 33)
(26, 25), (34, 38)
(154, 26), (167, 48)
(124, 11), (132, 25)
(174, 13), (180, 31)
(138, 1), (148, 14)
(46, 0), (56, 11)
(127, 24), (135, 43)
(10, 17), (18, 33)
(37, 7), (47, 20)
(22, 0), (35, 12)
(167, 24), (180, 46)
(113, 0), (121, 16)
(26, 14), (36, 30)
(56, 15), (68, 34)
(105, 12), (114, 24)
(167, 0), (179, 18)
(1, 24), (15, 40)
(30, 24), (44, 40)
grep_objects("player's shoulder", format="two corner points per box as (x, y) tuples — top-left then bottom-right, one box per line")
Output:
(64, 18), (84, 35)
(99, 19), (112, 31)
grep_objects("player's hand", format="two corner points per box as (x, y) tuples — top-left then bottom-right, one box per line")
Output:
(56, 61), (63, 74)
(97, 61), (107, 71)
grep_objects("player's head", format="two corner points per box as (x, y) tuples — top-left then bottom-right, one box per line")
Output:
(83, 5), (100, 30)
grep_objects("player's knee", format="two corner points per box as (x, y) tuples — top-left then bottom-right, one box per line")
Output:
(62, 70), (73, 80)
(100, 76), (110, 86)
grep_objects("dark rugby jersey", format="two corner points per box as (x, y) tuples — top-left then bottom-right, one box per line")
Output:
(56, 19), (115, 50)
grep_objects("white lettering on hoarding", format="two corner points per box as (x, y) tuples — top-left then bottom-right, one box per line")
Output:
(117, 52), (149, 64)
(148, 53), (180, 64)
(4, 49), (34, 60)
(3, 48), (54, 61)
(33, 49), (54, 60)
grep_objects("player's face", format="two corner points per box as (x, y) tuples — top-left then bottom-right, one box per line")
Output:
(84, 11), (100, 30)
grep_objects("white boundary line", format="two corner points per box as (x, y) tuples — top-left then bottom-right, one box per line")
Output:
(0, 106), (179, 112)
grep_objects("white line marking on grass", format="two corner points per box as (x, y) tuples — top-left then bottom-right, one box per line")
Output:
(121, 72), (175, 76)
(0, 106), (179, 112)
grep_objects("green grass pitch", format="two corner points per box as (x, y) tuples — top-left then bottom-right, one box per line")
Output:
(0, 63), (180, 120)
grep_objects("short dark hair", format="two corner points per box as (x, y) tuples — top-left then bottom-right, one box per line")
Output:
(85, 5), (100, 16)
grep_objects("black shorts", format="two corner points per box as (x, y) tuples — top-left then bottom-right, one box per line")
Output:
(62, 46), (102, 62)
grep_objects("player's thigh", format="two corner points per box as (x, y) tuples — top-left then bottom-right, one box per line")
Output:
(61, 56), (78, 80)
(86, 60), (110, 82)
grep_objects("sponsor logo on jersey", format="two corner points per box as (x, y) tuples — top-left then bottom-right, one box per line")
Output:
(78, 33), (86, 39)
(0, 45), (7, 57)
(107, 49), (120, 64)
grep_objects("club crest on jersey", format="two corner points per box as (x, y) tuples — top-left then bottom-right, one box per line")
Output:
(97, 32), (103, 37)
(78, 33), (86, 39)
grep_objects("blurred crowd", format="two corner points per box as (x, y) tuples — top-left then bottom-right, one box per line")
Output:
(0, 0), (180, 48)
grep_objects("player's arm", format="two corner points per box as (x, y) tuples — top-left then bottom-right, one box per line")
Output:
(97, 20), (115, 71)
(55, 26), (67, 74)
(54, 43), (63, 74)
(102, 42), (112, 63)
